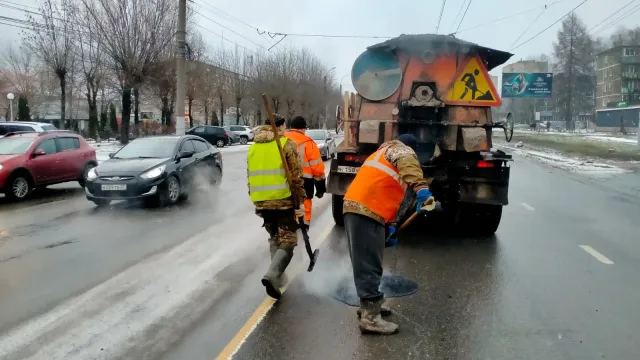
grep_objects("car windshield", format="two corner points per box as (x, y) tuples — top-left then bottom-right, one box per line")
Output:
(112, 137), (179, 159)
(0, 138), (34, 155)
(306, 130), (326, 140)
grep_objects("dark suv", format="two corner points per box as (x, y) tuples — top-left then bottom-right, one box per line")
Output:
(0, 131), (97, 200)
(186, 126), (229, 147)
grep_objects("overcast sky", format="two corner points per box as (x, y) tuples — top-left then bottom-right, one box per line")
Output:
(2, 0), (637, 93)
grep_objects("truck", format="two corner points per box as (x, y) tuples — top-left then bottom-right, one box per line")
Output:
(328, 34), (515, 235)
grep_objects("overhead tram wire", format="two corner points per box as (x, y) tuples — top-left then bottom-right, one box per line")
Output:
(453, 0), (570, 35)
(588, 0), (636, 33)
(449, 0), (468, 33)
(455, 0), (474, 33)
(193, 22), (260, 57)
(592, 2), (640, 35)
(510, 0), (588, 52)
(189, 0), (276, 47)
(510, 6), (548, 48)
(189, 6), (266, 50)
(435, 0), (447, 33)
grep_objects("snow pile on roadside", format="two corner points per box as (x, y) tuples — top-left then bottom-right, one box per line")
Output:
(585, 135), (638, 144)
(498, 144), (629, 175)
(88, 140), (122, 163)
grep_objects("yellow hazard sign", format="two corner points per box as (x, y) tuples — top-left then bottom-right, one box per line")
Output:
(444, 56), (501, 107)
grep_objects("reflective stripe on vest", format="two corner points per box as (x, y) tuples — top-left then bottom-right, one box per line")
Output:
(343, 146), (407, 223)
(247, 137), (292, 202)
(285, 131), (326, 181)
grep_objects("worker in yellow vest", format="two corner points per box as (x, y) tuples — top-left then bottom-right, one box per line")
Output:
(247, 115), (306, 300)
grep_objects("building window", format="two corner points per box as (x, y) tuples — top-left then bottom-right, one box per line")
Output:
(624, 48), (638, 56)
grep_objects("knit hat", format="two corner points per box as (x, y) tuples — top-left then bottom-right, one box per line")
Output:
(290, 116), (307, 129)
(265, 114), (286, 127)
(396, 134), (418, 151)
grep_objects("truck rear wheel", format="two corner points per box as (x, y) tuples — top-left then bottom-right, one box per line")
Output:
(460, 204), (503, 236)
(332, 195), (344, 226)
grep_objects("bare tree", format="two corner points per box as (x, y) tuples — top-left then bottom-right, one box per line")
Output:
(23, 0), (76, 129)
(74, 4), (105, 138)
(80, 0), (177, 143)
(185, 32), (207, 128)
(212, 48), (230, 126)
(1, 44), (42, 104)
(228, 46), (253, 125)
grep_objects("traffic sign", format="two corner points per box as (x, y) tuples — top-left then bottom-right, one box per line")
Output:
(444, 56), (501, 107)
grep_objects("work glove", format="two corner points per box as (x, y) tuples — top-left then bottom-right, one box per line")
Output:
(416, 188), (433, 213)
(385, 225), (398, 248)
(295, 205), (305, 218)
(315, 178), (326, 199)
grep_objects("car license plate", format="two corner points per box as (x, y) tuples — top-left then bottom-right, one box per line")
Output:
(337, 166), (360, 174)
(101, 184), (127, 191)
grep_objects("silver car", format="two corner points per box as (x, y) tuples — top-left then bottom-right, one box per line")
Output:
(222, 126), (241, 145)
(306, 129), (336, 160)
(226, 125), (255, 144)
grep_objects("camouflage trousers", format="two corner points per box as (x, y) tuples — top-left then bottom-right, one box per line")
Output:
(258, 209), (299, 249)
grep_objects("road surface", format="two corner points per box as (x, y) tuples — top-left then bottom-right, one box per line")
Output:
(0, 144), (639, 360)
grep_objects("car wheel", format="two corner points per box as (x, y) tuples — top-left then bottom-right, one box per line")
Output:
(78, 163), (96, 188)
(163, 175), (181, 206)
(5, 173), (32, 201)
(216, 139), (226, 147)
(240, 136), (248, 145)
(92, 199), (111, 207)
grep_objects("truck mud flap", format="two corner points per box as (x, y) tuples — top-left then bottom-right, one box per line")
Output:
(458, 168), (510, 206)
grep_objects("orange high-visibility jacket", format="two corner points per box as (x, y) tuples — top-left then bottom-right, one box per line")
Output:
(285, 130), (326, 181)
(344, 146), (407, 223)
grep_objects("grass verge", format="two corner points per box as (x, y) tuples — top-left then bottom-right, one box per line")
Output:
(510, 133), (640, 162)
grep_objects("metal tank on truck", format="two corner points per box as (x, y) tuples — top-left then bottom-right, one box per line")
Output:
(328, 34), (515, 235)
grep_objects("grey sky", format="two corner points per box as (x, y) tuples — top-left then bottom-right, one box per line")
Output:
(2, 0), (637, 92)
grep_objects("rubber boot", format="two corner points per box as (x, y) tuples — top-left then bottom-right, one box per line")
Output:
(357, 302), (392, 318)
(358, 299), (399, 335)
(269, 244), (278, 259)
(261, 248), (293, 300)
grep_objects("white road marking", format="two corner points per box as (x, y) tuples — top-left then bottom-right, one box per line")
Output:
(579, 245), (614, 265)
(521, 202), (536, 211)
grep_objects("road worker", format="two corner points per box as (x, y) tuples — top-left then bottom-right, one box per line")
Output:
(342, 134), (433, 335)
(285, 116), (326, 229)
(247, 114), (306, 300)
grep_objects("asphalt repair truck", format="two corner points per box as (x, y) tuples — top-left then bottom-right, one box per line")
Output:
(329, 34), (515, 235)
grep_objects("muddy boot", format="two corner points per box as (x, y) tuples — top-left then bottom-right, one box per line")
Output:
(261, 248), (293, 300)
(358, 299), (399, 335)
(357, 302), (392, 318)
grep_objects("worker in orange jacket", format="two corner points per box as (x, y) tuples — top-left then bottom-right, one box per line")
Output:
(343, 134), (432, 336)
(285, 116), (326, 228)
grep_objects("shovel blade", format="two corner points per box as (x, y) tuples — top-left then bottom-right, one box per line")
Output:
(307, 249), (320, 272)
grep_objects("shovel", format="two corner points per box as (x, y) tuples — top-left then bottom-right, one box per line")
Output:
(386, 197), (440, 244)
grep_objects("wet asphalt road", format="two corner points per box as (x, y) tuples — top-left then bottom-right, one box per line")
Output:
(1, 144), (639, 360)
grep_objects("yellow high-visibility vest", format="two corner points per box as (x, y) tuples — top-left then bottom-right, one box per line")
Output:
(248, 137), (291, 202)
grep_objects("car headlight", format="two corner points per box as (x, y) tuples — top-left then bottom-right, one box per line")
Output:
(86, 167), (98, 181)
(140, 165), (166, 179)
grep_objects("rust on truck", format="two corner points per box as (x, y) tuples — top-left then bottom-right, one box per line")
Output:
(330, 34), (516, 235)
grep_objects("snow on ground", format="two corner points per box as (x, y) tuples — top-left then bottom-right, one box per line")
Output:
(585, 135), (638, 144)
(497, 143), (629, 176)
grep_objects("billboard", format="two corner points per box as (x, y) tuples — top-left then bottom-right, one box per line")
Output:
(502, 72), (553, 98)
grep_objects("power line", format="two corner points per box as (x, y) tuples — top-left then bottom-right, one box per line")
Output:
(189, 0), (276, 47)
(454, 0), (569, 35)
(455, 0), (473, 33)
(193, 22), (259, 56)
(449, 0), (468, 33)
(189, 6), (266, 50)
(435, 0), (447, 33)
(510, 6), (547, 47)
(588, 0), (636, 33)
(510, 0), (588, 52)
(266, 32), (393, 39)
(592, 2), (640, 35)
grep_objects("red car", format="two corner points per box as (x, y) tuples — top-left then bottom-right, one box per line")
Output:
(0, 131), (98, 201)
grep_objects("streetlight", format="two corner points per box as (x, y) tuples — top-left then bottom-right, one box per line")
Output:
(7, 93), (14, 122)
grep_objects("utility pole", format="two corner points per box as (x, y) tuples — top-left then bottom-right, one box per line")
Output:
(566, 16), (574, 132)
(175, 0), (187, 135)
